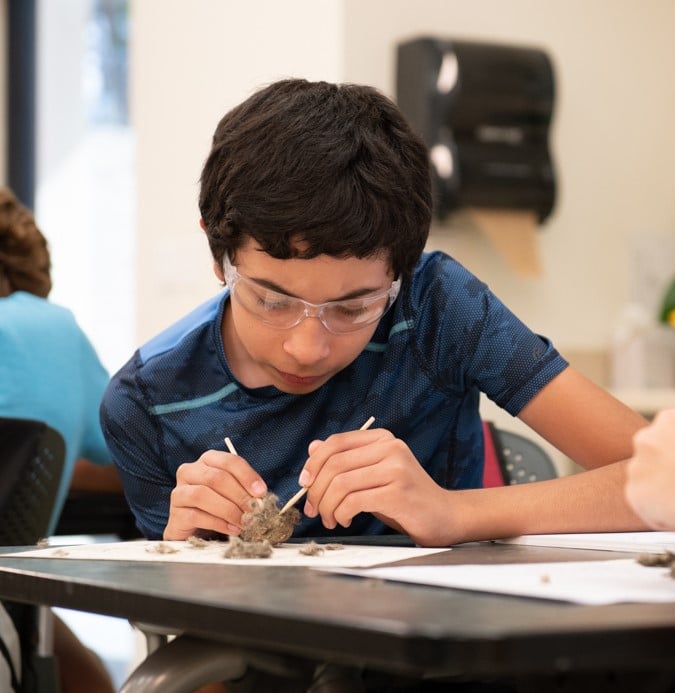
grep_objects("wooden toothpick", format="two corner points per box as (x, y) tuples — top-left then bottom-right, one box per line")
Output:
(278, 485), (309, 517)
(278, 416), (376, 515)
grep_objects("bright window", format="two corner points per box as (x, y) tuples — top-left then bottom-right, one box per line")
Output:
(35, 0), (134, 374)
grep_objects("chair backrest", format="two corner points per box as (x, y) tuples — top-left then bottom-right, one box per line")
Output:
(481, 421), (506, 487)
(0, 418), (65, 546)
(482, 421), (557, 486)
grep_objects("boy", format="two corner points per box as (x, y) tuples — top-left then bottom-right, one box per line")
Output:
(101, 78), (648, 546)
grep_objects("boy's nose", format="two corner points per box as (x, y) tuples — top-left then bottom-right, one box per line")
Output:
(282, 316), (331, 365)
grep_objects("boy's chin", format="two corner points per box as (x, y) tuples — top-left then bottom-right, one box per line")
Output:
(270, 370), (331, 394)
(274, 379), (326, 395)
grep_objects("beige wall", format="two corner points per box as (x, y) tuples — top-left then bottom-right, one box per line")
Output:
(132, 0), (344, 338)
(342, 0), (675, 359)
(132, 0), (675, 363)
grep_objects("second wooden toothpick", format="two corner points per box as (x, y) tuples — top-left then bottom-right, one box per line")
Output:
(278, 416), (375, 515)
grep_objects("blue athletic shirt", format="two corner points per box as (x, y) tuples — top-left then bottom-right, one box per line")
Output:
(0, 292), (112, 534)
(101, 251), (568, 539)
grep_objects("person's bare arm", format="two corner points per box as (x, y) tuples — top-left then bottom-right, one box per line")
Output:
(70, 459), (124, 493)
(517, 367), (648, 469)
(301, 431), (650, 547)
(440, 461), (649, 545)
(438, 367), (652, 545)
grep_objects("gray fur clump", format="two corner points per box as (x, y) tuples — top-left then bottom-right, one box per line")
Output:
(239, 493), (300, 544)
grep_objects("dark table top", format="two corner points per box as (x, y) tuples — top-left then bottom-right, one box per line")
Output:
(1, 541), (674, 678)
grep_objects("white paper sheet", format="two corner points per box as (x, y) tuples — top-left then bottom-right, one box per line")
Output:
(333, 558), (675, 604)
(496, 531), (675, 553)
(0, 540), (448, 568)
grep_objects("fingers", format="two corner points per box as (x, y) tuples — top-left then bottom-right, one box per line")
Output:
(307, 448), (444, 541)
(198, 449), (268, 506)
(165, 489), (241, 540)
(303, 432), (413, 528)
(309, 464), (397, 530)
(164, 449), (268, 540)
(300, 428), (393, 488)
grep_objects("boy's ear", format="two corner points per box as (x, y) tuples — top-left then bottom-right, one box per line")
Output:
(199, 218), (207, 232)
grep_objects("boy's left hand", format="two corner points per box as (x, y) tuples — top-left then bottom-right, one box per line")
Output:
(299, 427), (450, 545)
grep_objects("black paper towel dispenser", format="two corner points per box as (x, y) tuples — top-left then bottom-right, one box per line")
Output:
(396, 37), (556, 223)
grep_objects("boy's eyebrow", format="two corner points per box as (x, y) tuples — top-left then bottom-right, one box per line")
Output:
(249, 276), (386, 302)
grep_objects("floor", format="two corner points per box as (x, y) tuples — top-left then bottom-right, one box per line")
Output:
(49, 535), (142, 690)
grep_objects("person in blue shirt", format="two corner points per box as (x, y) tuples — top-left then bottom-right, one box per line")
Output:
(0, 185), (116, 693)
(0, 186), (122, 532)
(102, 78), (649, 548)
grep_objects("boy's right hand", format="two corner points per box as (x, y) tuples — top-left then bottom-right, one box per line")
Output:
(163, 448), (267, 540)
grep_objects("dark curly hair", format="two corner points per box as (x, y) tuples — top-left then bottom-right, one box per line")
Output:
(199, 79), (432, 281)
(0, 186), (52, 298)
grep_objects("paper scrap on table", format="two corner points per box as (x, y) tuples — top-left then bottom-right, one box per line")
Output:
(332, 558), (675, 605)
(497, 531), (675, 553)
(0, 540), (448, 568)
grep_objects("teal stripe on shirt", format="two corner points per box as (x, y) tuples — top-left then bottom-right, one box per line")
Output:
(150, 382), (239, 415)
(364, 319), (413, 352)
(151, 320), (412, 411)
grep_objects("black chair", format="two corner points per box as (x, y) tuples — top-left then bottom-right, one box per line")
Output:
(0, 417), (66, 693)
(0, 417), (65, 546)
(483, 421), (557, 486)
